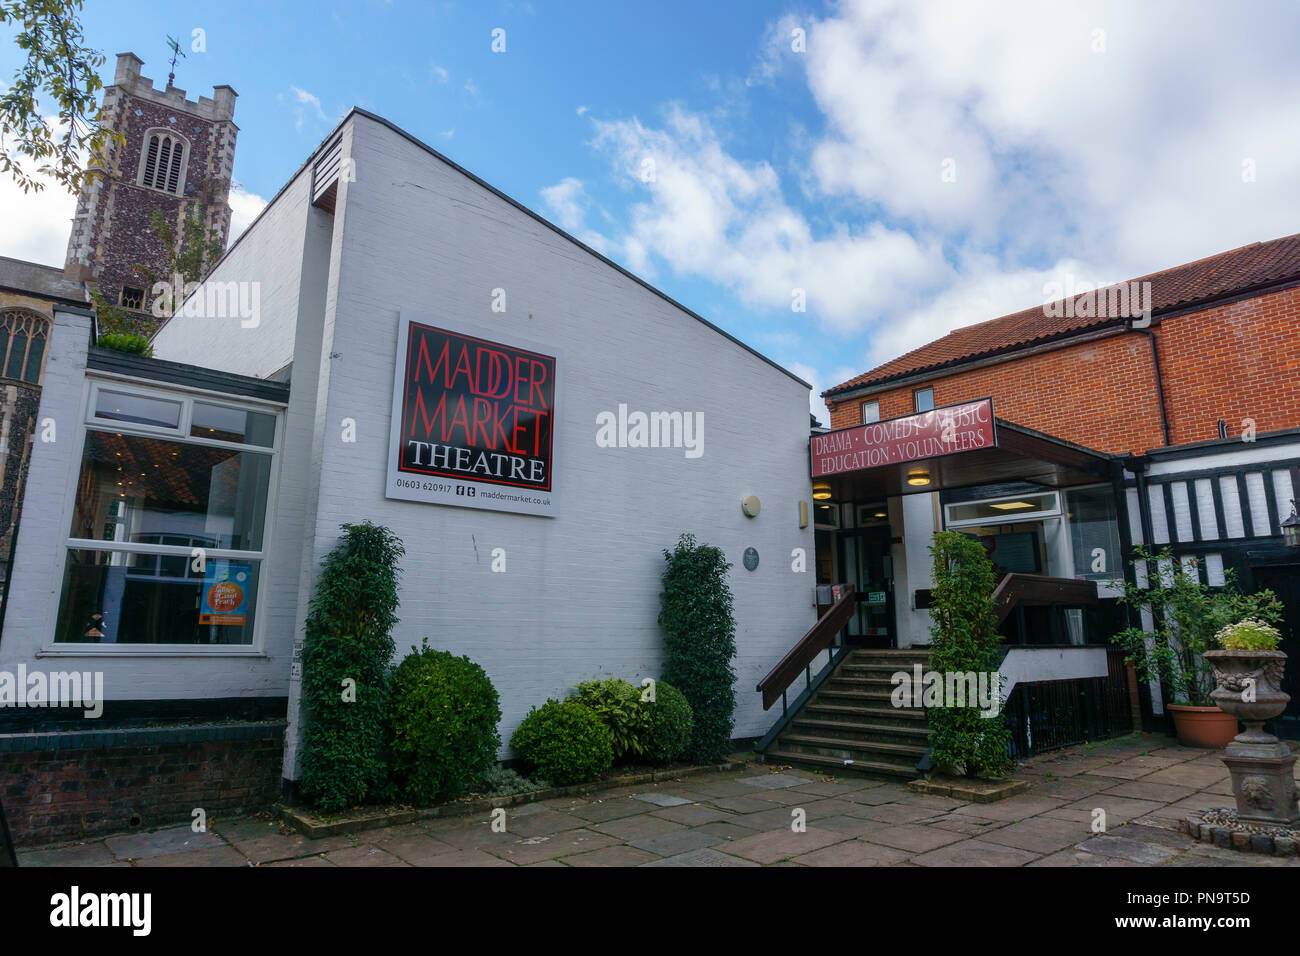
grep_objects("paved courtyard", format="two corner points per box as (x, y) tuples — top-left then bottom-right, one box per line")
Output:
(18, 733), (1300, 867)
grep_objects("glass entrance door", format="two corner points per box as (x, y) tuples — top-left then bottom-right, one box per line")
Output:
(838, 527), (896, 648)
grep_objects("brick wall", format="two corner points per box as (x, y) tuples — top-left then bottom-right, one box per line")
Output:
(2, 723), (284, 846)
(826, 284), (1300, 454)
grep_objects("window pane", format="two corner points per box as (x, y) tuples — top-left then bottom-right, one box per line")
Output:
(94, 389), (182, 429)
(190, 402), (276, 446)
(4, 333), (25, 379)
(22, 334), (44, 383)
(914, 388), (935, 412)
(1067, 485), (1122, 581)
(69, 430), (271, 551)
(861, 401), (880, 424)
(55, 548), (258, 644)
(948, 492), (1059, 523)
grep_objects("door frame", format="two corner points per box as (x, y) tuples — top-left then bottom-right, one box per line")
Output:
(836, 525), (897, 649)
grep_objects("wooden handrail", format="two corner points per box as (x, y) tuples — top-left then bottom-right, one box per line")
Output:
(757, 584), (855, 710)
(992, 573), (1099, 625)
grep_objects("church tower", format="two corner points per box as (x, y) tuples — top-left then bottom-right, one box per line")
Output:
(64, 52), (238, 332)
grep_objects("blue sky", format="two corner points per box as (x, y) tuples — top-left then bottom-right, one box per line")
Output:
(4, 1), (1300, 418)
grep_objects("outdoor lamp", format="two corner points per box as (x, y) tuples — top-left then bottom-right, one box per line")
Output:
(907, 469), (931, 487)
(812, 481), (832, 500)
(1283, 499), (1300, 548)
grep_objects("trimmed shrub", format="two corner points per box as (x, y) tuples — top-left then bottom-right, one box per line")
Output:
(479, 765), (548, 796)
(658, 533), (737, 764)
(390, 639), (501, 804)
(96, 332), (153, 356)
(927, 531), (1011, 778)
(641, 681), (693, 764)
(510, 699), (613, 785)
(299, 522), (404, 811)
(571, 678), (646, 762)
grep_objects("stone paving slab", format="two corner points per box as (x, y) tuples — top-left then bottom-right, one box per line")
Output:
(911, 838), (1040, 867)
(791, 839), (910, 866)
(20, 733), (1300, 868)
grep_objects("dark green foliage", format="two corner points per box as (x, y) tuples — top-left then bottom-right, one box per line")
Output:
(658, 533), (737, 764)
(95, 332), (152, 356)
(389, 639), (501, 804)
(927, 531), (1011, 777)
(299, 522), (404, 811)
(641, 680), (693, 764)
(509, 699), (613, 785)
(478, 765), (548, 796)
(1111, 547), (1283, 705)
(571, 678), (646, 762)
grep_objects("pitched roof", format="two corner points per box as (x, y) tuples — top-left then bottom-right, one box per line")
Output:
(0, 255), (87, 305)
(825, 232), (1300, 396)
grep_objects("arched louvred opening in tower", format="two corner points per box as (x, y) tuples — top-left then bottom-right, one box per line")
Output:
(137, 130), (190, 195)
(143, 134), (161, 188)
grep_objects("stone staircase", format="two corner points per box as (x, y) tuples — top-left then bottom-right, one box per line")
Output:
(761, 648), (933, 779)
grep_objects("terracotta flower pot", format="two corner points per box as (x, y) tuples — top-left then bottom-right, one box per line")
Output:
(1166, 703), (1239, 748)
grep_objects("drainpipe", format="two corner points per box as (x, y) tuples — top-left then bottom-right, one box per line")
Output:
(1131, 320), (1171, 446)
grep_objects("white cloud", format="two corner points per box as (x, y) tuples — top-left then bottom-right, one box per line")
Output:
(589, 106), (949, 335)
(539, 176), (611, 254)
(431, 63), (449, 83)
(565, 0), (1300, 396)
(576, 105), (590, 116)
(0, 169), (77, 267)
(227, 184), (269, 245)
(283, 86), (333, 131)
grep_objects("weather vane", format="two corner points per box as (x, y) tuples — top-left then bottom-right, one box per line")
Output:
(166, 34), (187, 88)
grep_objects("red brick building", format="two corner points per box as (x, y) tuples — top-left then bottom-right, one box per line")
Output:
(774, 235), (1300, 771)
(824, 234), (1300, 454)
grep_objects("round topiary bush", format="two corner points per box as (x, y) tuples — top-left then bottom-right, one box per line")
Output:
(389, 639), (502, 804)
(571, 678), (646, 762)
(510, 699), (613, 785)
(641, 681), (693, 764)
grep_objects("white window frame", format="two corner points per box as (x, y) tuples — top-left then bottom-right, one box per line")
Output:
(944, 490), (1062, 529)
(861, 400), (880, 424)
(136, 128), (191, 195)
(914, 387), (935, 413)
(43, 376), (284, 656)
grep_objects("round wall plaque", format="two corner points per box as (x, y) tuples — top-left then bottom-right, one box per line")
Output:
(743, 547), (759, 571)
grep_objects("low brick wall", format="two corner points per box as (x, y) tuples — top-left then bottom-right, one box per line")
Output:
(1, 721), (284, 846)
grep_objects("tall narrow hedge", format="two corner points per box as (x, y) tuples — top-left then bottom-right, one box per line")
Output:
(927, 531), (1011, 777)
(658, 533), (736, 764)
(299, 522), (405, 811)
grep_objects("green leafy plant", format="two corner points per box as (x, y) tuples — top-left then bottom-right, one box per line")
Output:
(658, 533), (737, 764)
(478, 765), (549, 796)
(1111, 547), (1283, 705)
(509, 699), (612, 786)
(389, 639), (501, 805)
(95, 331), (152, 356)
(299, 522), (404, 811)
(0, 0), (123, 194)
(640, 680), (693, 764)
(571, 678), (646, 762)
(1214, 617), (1282, 651)
(927, 531), (1012, 777)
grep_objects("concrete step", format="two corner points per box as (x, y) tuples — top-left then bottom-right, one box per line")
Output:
(803, 701), (928, 724)
(777, 733), (927, 765)
(764, 749), (921, 780)
(791, 716), (931, 746)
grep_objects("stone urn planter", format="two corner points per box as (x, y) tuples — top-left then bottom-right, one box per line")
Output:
(1166, 703), (1238, 748)
(1204, 648), (1299, 826)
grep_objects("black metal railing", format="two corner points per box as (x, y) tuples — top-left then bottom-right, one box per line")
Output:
(1003, 648), (1133, 759)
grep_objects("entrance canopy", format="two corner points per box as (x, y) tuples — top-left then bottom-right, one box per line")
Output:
(810, 400), (1112, 499)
